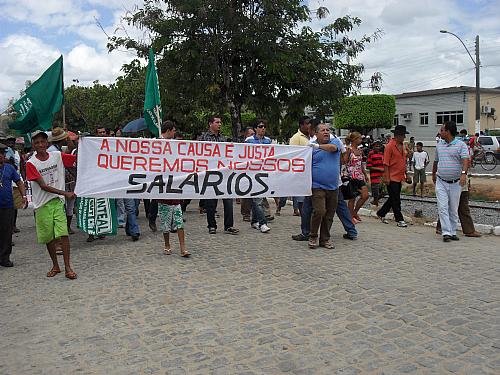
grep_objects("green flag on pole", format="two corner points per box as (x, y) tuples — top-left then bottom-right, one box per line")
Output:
(144, 48), (162, 137)
(9, 55), (64, 134)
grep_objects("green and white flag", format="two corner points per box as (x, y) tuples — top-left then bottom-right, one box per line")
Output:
(144, 48), (162, 137)
(76, 197), (117, 236)
(9, 55), (64, 134)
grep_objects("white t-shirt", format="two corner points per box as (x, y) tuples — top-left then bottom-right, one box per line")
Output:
(26, 151), (66, 209)
(412, 150), (429, 170)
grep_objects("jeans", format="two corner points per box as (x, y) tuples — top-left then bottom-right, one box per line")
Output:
(310, 189), (338, 243)
(293, 196), (305, 210)
(116, 199), (126, 226)
(278, 197), (287, 208)
(124, 198), (140, 236)
(435, 178), (462, 236)
(251, 198), (267, 226)
(337, 189), (358, 237)
(300, 196), (313, 236)
(377, 181), (404, 222)
(204, 199), (234, 230)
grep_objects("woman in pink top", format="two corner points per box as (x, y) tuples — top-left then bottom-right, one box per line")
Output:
(344, 132), (369, 223)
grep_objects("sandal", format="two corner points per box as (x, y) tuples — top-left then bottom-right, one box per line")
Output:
(308, 238), (318, 249)
(47, 269), (61, 278)
(181, 249), (191, 258)
(164, 248), (172, 255)
(320, 241), (335, 249)
(65, 271), (78, 280)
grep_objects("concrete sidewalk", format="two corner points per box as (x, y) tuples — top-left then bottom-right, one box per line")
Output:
(1, 202), (499, 374)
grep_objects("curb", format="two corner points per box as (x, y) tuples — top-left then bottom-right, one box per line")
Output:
(358, 208), (499, 236)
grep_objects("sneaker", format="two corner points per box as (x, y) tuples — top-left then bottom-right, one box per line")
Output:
(131, 235), (140, 241)
(397, 221), (408, 227)
(260, 224), (271, 233)
(208, 227), (216, 234)
(251, 223), (260, 230)
(443, 235), (452, 242)
(292, 233), (309, 241)
(224, 227), (239, 235)
(450, 235), (460, 241)
(377, 215), (389, 224)
(343, 233), (357, 241)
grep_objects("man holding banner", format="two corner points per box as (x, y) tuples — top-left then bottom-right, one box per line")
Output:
(26, 131), (78, 280)
(308, 123), (342, 249)
(197, 116), (239, 235)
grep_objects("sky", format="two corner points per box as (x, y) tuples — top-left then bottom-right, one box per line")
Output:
(1, 0), (500, 111)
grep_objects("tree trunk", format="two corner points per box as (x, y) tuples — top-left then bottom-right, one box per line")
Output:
(229, 101), (242, 141)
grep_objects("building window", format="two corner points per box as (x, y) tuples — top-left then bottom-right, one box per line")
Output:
(436, 111), (464, 126)
(394, 115), (399, 126)
(420, 112), (429, 126)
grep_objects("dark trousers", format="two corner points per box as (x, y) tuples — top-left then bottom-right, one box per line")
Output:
(310, 189), (339, 243)
(241, 198), (252, 219)
(0, 208), (14, 263)
(300, 196), (313, 236)
(377, 181), (404, 222)
(436, 191), (475, 234)
(205, 199), (234, 230)
(146, 200), (158, 223)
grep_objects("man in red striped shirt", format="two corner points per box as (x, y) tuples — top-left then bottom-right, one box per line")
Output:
(367, 141), (384, 206)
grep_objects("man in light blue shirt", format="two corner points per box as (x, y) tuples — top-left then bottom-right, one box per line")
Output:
(432, 121), (469, 242)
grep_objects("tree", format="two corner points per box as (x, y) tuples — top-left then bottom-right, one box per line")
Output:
(109, 0), (381, 139)
(333, 94), (396, 131)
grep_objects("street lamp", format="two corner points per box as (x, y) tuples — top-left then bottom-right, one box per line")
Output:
(440, 30), (481, 133)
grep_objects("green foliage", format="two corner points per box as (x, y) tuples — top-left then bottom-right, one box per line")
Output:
(109, 0), (380, 139)
(334, 94), (395, 130)
(63, 63), (145, 133)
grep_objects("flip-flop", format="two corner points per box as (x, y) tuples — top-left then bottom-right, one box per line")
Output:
(181, 250), (191, 258)
(164, 248), (172, 255)
(65, 271), (78, 280)
(47, 269), (61, 278)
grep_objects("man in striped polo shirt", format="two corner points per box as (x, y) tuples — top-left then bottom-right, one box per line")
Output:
(432, 121), (469, 242)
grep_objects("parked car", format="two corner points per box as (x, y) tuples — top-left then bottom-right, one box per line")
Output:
(478, 136), (500, 159)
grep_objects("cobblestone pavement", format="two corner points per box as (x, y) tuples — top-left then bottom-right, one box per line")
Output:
(1, 201), (499, 375)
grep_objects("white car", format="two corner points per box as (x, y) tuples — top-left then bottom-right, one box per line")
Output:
(478, 136), (500, 158)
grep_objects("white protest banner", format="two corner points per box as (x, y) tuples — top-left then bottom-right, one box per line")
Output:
(74, 137), (311, 199)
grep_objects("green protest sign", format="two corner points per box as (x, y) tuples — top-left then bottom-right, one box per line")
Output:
(76, 197), (117, 236)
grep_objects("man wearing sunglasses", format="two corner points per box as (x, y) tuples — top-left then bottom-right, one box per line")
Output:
(245, 120), (272, 233)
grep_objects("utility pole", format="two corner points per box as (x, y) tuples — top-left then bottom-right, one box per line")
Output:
(475, 35), (481, 134)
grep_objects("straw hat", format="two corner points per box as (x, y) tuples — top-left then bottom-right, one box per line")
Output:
(49, 127), (68, 142)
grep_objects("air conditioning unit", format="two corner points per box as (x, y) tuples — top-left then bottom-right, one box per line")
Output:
(401, 113), (412, 121)
(482, 105), (491, 114)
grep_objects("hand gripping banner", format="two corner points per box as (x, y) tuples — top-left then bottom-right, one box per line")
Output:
(74, 137), (312, 199)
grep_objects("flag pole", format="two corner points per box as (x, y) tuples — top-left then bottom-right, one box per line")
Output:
(61, 55), (66, 129)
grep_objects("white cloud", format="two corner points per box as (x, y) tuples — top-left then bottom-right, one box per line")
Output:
(0, 35), (134, 109)
(1, 0), (499, 111)
(311, 0), (500, 94)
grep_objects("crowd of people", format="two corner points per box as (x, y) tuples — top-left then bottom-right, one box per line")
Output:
(0, 116), (483, 279)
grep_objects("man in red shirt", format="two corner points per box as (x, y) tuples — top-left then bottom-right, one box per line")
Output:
(376, 125), (410, 227)
(26, 131), (78, 279)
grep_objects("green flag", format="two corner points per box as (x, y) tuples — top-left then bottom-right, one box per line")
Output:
(144, 48), (162, 137)
(9, 55), (64, 134)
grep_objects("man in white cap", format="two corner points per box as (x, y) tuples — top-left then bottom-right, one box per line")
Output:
(26, 130), (78, 279)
